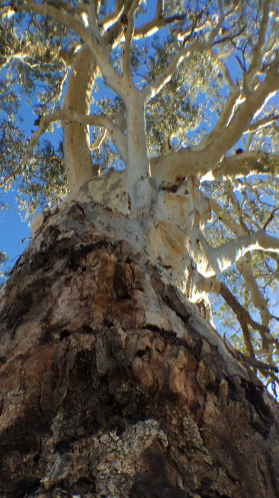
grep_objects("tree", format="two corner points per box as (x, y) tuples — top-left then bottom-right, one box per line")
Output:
(0, 1), (279, 496)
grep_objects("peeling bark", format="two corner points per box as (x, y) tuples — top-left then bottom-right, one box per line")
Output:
(0, 203), (279, 498)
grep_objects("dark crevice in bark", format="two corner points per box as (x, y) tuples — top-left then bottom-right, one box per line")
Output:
(0, 210), (279, 497)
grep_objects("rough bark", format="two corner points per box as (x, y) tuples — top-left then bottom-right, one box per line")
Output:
(0, 200), (279, 498)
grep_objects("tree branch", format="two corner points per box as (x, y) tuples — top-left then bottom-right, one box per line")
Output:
(237, 259), (272, 337)
(210, 198), (248, 237)
(245, 113), (279, 133)
(90, 128), (107, 151)
(143, 40), (207, 102)
(134, 2), (186, 39)
(219, 282), (267, 350)
(87, 0), (102, 42)
(24, 110), (127, 165)
(244, 0), (271, 92)
(211, 151), (279, 179)
(123, 0), (139, 80)
(100, 0), (124, 33)
(206, 51), (279, 162)
(196, 61), (240, 151)
(189, 226), (279, 279)
(15, 1), (126, 98)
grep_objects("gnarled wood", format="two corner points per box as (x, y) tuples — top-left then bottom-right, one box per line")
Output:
(0, 204), (278, 498)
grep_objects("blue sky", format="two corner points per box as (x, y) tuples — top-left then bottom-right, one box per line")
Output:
(0, 96), (37, 276)
(1, 1), (278, 281)
(0, 0), (159, 277)
(0, 190), (29, 271)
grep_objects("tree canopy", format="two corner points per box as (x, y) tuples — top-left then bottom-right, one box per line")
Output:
(1, 0), (279, 392)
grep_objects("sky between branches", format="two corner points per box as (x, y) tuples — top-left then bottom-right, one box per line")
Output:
(1, 0), (279, 391)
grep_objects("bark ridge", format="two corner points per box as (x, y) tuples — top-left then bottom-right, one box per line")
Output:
(0, 204), (278, 498)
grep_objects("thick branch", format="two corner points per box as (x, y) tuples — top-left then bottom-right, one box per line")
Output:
(16, 1), (125, 98)
(207, 51), (279, 162)
(152, 51), (279, 183)
(63, 46), (98, 189)
(190, 228), (279, 278)
(210, 152), (279, 180)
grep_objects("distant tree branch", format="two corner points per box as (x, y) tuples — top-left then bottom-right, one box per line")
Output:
(244, 0), (271, 92)
(210, 198), (248, 237)
(134, 1), (187, 39)
(237, 259), (272, 338)
(211, 194), (277, 349)
(87, 0), (102, 42)
(90, 128), (107, 151)
(206, 51), (279, 161)
(123, 0), (139, 80)
(0, 166), (24, 189)
(219, 281), (266, 356)
(143, 40), (207, 102)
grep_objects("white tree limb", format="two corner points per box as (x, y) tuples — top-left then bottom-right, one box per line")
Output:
(142, 41), (207, 103)
(197, 90), (240, 151)
(244, 113), (279, 133)
(195, 229), (279, 278)
(237, 259), (271, 332)
(63, 45), (99, 188)
(210, 195), (275, 347)
(24, 110), (127, 165)
(123, 0), (139, 81)
(210, 151), (279, 179)
(207, 51), (279, 160)
(150, 48), (279, 183)
(100, 0), (124, 33)
(90, 128), (107, 151)
(244, 0), (271, 92)
(16, 1), (126, 99)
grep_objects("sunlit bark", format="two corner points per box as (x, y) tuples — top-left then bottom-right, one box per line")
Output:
(3, 0), (279, 371)
(63, 46), (98, 190)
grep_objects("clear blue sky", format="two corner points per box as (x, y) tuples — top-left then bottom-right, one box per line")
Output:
(0, 190), (29, 272)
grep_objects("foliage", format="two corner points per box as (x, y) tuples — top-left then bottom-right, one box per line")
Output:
(1, 0), (279, 391)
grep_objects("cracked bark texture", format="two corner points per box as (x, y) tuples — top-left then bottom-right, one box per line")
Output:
(0, 203), (279, 498)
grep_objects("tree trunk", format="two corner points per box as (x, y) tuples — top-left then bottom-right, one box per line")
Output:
(0, 199), (279, 498)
